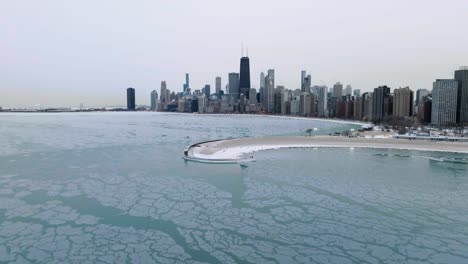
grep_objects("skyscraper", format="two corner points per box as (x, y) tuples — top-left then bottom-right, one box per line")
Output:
(239, 57), (251, 99)
(317, 86), (328, 117)
(432, 79), (458, 126)
(415, 89), (430, 107)
(203, 85), (211, 98)
(372, 85), (391, 120)
(228, 73), (240, 100)
(183, 73), (190, 93)
(127, 88), (135, 111)
(333, 82), (343, 98)
(150, 90), (158, 111)
(260, 72), (265, 90)
(264, 69), (275, 112)
(393, 87), (414, 117)
(160, 81), (167, 103)
(454, 66), (468, 123)
(345, 85), (352, 96)
(215, 77), (222, 94)
(301, 71), (307, 93)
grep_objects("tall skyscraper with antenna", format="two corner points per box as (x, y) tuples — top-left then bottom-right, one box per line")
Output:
(239, 45), (251, 99)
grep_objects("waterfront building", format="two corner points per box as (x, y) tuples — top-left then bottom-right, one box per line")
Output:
(432, 79), (458, 126)
(372, 85), (391, 121)
(455, 66), (468, 123)
(290, 96), (300, 115)
(281, 90), (291, 115)
(228, 73), (240, 100)
(353, 97), (363, 120)
(393, 87), (414, 117)
(239, 57), (251, 99)
(317, 86), (328, 117)
(215, 77), (222, 95)
(150, 90), (158, 111)
(127, 88), (135, 111)
(273, 92), (282, 114)
(418, 95), (432, 124)
(344, 100), (354, 119)
(333, 82), (343, 98)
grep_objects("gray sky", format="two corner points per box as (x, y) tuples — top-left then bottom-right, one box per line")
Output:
(1, 0), (467, 108)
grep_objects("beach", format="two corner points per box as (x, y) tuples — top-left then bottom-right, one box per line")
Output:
(189, 136), (468, 160)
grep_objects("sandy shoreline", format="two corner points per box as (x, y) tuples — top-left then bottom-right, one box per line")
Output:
(189, 136), (468, 160)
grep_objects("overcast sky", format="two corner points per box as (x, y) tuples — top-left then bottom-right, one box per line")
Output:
(1, 0), (467, 108)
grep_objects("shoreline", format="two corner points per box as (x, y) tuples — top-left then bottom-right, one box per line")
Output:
(188, 136), (468, 161)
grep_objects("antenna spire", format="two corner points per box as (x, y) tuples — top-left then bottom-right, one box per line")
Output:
(241, 42), (244, 57)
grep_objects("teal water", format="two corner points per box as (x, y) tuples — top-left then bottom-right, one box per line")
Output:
(0, 112), (467, 263)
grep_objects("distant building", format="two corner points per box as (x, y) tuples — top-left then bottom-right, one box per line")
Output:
(150, 90), (158, 111)
(228, 73), (240, 100)
(249, 88), (257, 105)
(239, 57), (251, 99)
(203, 85), (211, 98)
(317, 86), (328, 117)
(301, 71), (311, 94)
(455, 66), (468, 123)
(345, 85), (352, 96)
(127, 88), (135, 111)
(183, 73), (190, 93)
(432, 79), (458, 126)
(333, 82), (343, 98)
(215, 76), (222, 94)
(415, 89), (430, 108)
(393, 87), (414, 117)
(160, 81), (167, 103)
(353, 89), (361, 97)
(301, 71), (307, 93)
(264, 69), (275, 112)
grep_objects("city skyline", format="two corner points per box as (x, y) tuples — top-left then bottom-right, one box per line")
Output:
(1, 0), (468, 108)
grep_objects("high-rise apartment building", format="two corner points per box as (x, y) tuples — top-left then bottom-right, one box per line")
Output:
(372, 86), (391, 120)
(393, 87), (414, 117)
(160, 81), (167, 103)
(203, 85), (211, 98)
(215, 77), (222, 94)
(454, 67), (468, 123)
(432, 79), (458, 126)
(333, 82), (343, 98)
(150, 90), (158, 111)
(345, 85), (352, 96)
(127, 88), (135, 111)
(264, 69), (275, 112)
(317, 86), (328, 117)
